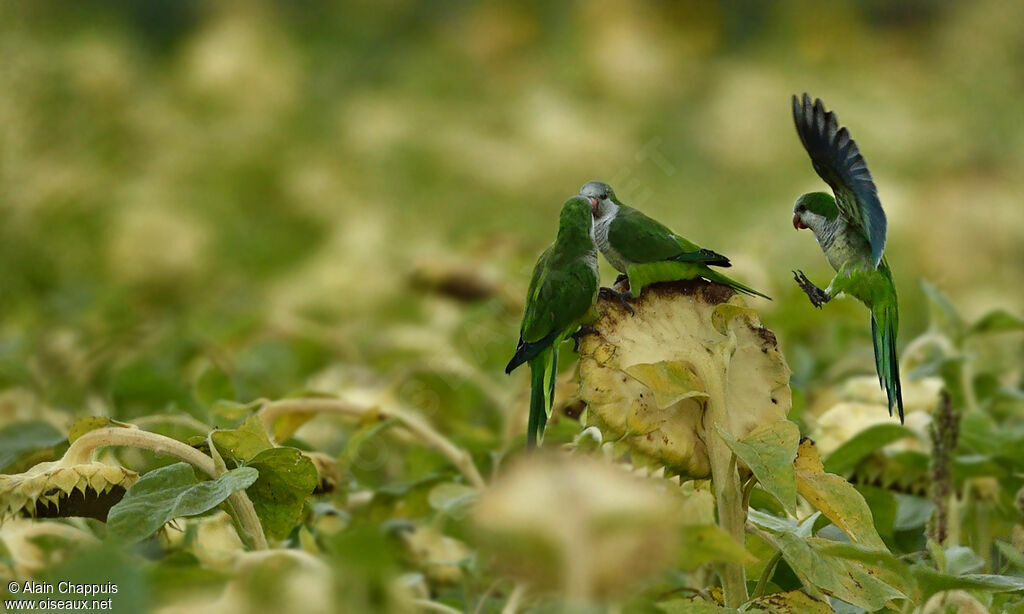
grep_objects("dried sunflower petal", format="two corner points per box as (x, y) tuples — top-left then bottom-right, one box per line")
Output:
(0, 461), (138, 521)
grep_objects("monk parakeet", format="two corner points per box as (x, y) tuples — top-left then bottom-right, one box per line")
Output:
(505, 195), (600, 447)
(579, 181), (770, 300)
(790, 93), (904, 422)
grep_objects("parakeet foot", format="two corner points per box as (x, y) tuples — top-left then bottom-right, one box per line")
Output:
(571, 326), (599, 352)
(599, 287), (634, 315)
(793, 270), (830, 308)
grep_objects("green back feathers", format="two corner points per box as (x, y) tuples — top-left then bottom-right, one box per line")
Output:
(556, 196), (594, 249)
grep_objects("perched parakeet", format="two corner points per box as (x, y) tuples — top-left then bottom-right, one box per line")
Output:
(790, 93), (904, 422)
(505, 195), (600, 447)
(580, 181), (770, 300)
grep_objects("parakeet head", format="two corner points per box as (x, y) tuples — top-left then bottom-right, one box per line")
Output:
(558, 195), (595, 237)
(793, 192), (839, 232)
(579, 180), (617, 220)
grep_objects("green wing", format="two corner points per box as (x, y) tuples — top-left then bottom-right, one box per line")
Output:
(506, 246), (597, 373)
(793, 94), (888, 266)
(608, 206), (702, 264)
(531, 254), (597, 337)
(520, 244), (554, 343)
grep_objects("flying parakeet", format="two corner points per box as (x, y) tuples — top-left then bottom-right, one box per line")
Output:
(580, 181), (770, 300)
(505, 195), (600, 447)
(790, 93), (904, 422)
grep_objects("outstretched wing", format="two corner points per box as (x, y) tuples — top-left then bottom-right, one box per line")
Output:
(792, 93), (888, 265)
(609, 206), (703, 263)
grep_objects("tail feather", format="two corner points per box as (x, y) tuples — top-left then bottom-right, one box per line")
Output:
(526, 346), (559, 447)
(670, 248), (732, 268)
(871, 306), (904, 423)
(702, 268), (772, 300)
(505, 329), (560, 374)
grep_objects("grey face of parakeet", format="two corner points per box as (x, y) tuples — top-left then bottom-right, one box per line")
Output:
(579, 180), (619, 221)
(793, 191), (872, 273)
(792, 192), (838, 233)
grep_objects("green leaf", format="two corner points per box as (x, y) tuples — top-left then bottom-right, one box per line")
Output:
(269, 410), (317, 443)
(210, 415), (273, 463)
(743, 589), (834, 613)
(823, 423), (918, 475)
(945, 545), (985, 576)
(912, 564), (1024, 603)
(656, 599), (735, 613)
(749, 510), (905, 610)
(921, 280), (964, 343)
(815, 541), (906, 577)
(107, 463), (258, 543)
(853, 485), (897, 541)
(245, 447), (318, 539)
(67, 416), (135, 444)
(0, 421), (65, 469)
(625, 361), (709, 409)
(893, 494), (935, 531)
(209, 399), (263, 426)
(676, 524), (756, 570)
(194, 363), (237, 407)
(716, 421), (798, 514)
(794, 440), (886, 549)
(968, 309), (1024, 336)
(997, 541), (1024, 571)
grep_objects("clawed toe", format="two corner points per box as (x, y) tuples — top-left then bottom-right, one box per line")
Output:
(599, 287), (635, 315)
(571, 325), (599, 352)
(792, 270), (828, 308)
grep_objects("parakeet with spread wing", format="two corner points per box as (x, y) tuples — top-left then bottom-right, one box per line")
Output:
(505, 195), (600, 447)
(790, 93), (904, 422)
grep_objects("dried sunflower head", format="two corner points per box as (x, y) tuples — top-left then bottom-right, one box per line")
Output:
(0, 461), (137, 521)
(578, 280), (791, 477)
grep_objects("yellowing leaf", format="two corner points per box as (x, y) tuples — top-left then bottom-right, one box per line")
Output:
(68, 417), (135, 444)
(711, 303), (758, 336)
(794, 439), (886, 549)
(656, 598), (732, 613)
(716, 420), (798, 514)
(210, 415), (273, 463)
(270, 410), (317, 442)
(749, 510), (904, 610)
(744, 589), (833, 613)
(625, 361), (708, 409)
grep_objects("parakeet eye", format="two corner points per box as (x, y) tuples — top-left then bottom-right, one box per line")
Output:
(600, 193), (608, 200)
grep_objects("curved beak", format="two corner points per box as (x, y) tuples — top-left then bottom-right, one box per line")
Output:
(792, 213), (808, 230)
(587, 196), (599, 216)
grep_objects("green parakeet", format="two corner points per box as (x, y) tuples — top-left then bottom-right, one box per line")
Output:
(579, 181), (770, 299)
(790, 93), (904, 422)
(505, 195), (600, 447)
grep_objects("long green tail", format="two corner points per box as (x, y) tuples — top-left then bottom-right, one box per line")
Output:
(701, 267), (772, 300)
(870, 301), (904, 423)
(526, 344), (559, 447)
